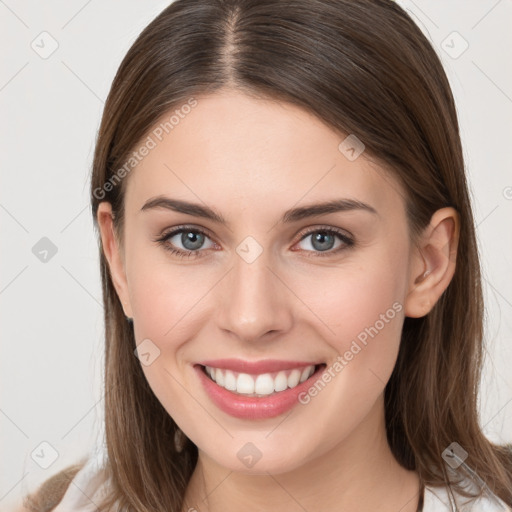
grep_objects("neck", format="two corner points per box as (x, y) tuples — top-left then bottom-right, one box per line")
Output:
(181, 395), (421, 512)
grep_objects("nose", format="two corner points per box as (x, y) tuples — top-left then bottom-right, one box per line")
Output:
(214, 247), (293, 343)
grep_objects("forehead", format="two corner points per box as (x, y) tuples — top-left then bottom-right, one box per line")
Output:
(123, 90), (405, 220)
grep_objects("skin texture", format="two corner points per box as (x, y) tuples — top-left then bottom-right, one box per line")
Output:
(97, 89), (459, 512)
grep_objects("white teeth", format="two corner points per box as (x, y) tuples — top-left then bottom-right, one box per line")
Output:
(274, 371), (288, 392)
(300, 366), (312, 383)
(236, 373), (255, 394)
(254, 374), (275, 395)
(287, 369), (301, 388)
(204, 364), (317, 396)
(215, 368), (224, 387)
(224, 370), (237, 391)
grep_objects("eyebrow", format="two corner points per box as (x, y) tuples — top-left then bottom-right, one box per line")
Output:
(140, 195), (378, 225)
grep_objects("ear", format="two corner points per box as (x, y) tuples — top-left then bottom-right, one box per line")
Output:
(404, 207), (459, 318)
(96, 202), (133, 318)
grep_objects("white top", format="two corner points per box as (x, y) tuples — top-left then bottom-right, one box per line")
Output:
(53, 448), (511, 512)
(53, 446), (109, 512)
(423, 481), (511, 511)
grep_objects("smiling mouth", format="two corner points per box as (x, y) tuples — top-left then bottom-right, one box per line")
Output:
(198, 363), (327, 397)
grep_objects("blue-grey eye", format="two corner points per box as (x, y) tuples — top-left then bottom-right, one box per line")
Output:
(297, 230), (348, 253)
(172, 230), (211, 251)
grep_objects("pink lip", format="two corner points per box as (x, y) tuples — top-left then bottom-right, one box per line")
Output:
(197, 358), (320, 374)
(193, 363), (326, 420)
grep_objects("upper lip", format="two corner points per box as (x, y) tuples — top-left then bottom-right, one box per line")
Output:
(197, 358), (323, 374)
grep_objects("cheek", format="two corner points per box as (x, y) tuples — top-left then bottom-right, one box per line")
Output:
(295, 245), (408, 355)
(289, 242), (409, 412)
(282, 256), (407, 454)
(126, 251), (215, 417)
(125, 228), (214, 341)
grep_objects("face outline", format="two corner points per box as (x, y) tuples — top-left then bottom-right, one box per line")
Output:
(97, 89), (459, 478)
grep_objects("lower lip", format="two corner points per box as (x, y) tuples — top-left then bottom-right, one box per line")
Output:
(193, 364), (326, 420)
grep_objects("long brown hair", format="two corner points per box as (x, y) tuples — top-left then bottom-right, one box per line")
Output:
(24, 0), (512, 510)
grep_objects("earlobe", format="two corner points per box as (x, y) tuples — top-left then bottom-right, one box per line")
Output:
(96, 202), (133, 318)
(404, 207), (459, 318)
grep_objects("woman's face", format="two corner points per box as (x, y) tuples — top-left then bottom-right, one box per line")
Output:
(100, 89), (428, 474)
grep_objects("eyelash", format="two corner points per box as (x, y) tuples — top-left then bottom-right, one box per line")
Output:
(153, 224), (355, 259)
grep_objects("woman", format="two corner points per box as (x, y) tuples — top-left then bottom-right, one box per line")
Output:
(19, 0), (512, 510)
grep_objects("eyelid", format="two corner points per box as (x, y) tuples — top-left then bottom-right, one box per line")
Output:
(295, 224), (353, 243)
(158, 224), (215, 242)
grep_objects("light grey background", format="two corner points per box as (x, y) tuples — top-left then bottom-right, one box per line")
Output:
(1, 0), (511, 509)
